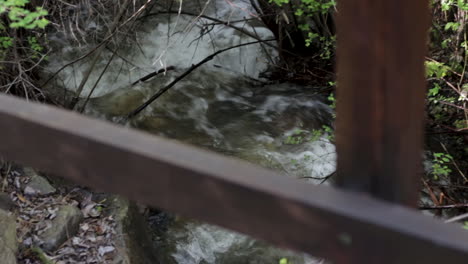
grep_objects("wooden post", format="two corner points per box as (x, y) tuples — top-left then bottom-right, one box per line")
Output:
(335, 0), (430, 206)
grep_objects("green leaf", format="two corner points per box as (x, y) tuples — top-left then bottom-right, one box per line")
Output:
(425, 61), (451, 78)
(295, 8), (304, 16)
(429, 83), (440, 97)
(444, 22), (460, 31)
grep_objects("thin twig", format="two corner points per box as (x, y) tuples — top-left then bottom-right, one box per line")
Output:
(78, 51), (116, 113)
(69, 0), (133, 109)
(41, 0), (155, 91)
(131, 66), (176, 85)
(440, 142), (468, 182)
(419, 204), (468, 210)
(445, 212), (468, 223)
(127, 39), (274, 118)
(299, 171), (336, 184)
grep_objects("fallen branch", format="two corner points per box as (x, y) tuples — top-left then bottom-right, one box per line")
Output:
(127, 39), (274, 118)
(131, 66), (176, 85)
(299, 171), (336, 184)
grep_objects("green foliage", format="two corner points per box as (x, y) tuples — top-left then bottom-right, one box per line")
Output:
(425, 0), (467, 135)
(0, 0), (49, 95)
(27, 36), (44, 59)
(428, 83), (441, 97)
(270, 0), (337, 59)
(426, 81), (458, 124)
(283, 80), (336, 147)
(309, 128), (323, 141)
(0, 36), (12, 48)
(0, 0), (49, 59)
(0, 0), (49, 60)
(317, 35), (335, 59)
(284, 129), (309, 145)
(453, 119), (468, 129)
(439, 0), (468, 11)
(431, 152), (453, 180)
(0, 0), (49, 29)
(270, 0), (336, 15)
(321, 125), (334, 141)
(444, 21), (460, 31)
(425, 61), (451, 78)
(304, 31), (318, 47)
(294, 0), (336, 14)
(0, 36), (12, 63)
(463, 222), (468, 230)
(327, 92), (336, 109)
(284, 124), (334, 147)
(270, 0), (290, 6)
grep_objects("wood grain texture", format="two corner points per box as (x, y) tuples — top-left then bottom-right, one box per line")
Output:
(335, 0), (430, 206)
(0, 94), (467, 263)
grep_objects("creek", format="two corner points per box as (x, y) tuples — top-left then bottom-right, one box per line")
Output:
(44, 1), (336, 263)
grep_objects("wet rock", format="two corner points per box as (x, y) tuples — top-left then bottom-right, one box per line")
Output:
(138, 116), (168, 132)
(89, 89), (146, 116)
(43, 82), (77, 104)
(0, 192), (14, 211)
(40, 205), (83, 251)
(0, 209), (17, 264)
(23, 169), (56, 196)
(110, 196), (159, 264)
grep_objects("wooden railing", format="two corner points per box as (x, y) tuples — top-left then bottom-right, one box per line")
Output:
(1, 0), (467, 263)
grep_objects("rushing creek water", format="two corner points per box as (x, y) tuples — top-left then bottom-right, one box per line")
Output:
(44, 1), (336, 263)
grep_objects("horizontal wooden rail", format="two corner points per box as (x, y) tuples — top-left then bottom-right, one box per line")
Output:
(0, 94), (468, 263)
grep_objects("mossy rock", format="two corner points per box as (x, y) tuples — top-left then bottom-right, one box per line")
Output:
(0, 209), (17, 264)
(109, 196), (160, 264)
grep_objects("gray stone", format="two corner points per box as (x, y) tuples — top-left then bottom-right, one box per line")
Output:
(110, 196), (159, 264)
(23, 171), (56, 196)
(0, 193), (14, 211)
(40, 205), (83, 251)
(0, 209), (17, 264)
(22, 167), (39, 178)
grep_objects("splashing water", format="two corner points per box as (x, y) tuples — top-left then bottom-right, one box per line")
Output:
(43, 1), (335, 263)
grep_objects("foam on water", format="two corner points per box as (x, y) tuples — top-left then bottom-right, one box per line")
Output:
(166, 222), (322, 264)
(45, 2), (276, 97)
(81, 69), (334, 263)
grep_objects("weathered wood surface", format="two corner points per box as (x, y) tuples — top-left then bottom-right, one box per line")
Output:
(335, 0), (430, 206)
(0, 94), (468, 263)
